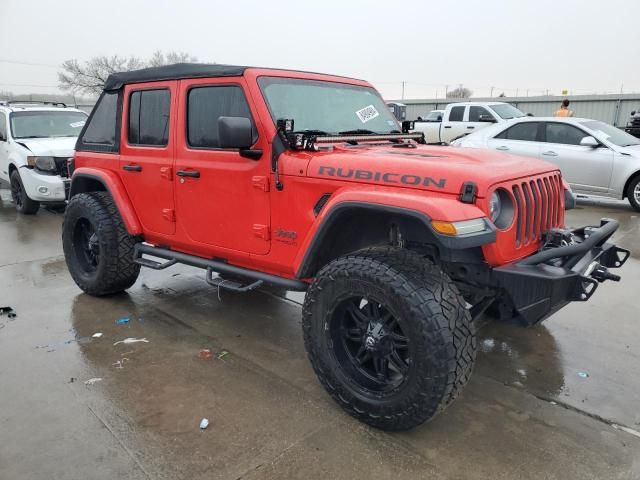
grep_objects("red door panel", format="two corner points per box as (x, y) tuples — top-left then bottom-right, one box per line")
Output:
(174, 78), (271, 255)
(120, 81), (177, 235)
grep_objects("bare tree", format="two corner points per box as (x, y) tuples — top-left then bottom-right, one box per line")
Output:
(58, 51), (198, 96)
(147, 51), (197, 67)
(446, 86), (473, 99)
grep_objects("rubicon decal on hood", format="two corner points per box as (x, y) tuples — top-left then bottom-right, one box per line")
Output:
(318, 166), (447, 189)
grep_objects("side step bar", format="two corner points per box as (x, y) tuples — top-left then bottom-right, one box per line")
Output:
(133, 244), (308, 292)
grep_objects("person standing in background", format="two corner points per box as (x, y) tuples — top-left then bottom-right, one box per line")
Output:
(554, 99), (575, 117)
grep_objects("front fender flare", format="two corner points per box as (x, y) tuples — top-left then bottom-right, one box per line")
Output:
(294, 188), (493, 278)
(70, 167), (142, 235)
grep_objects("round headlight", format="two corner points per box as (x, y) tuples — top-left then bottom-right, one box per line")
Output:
(489, 188), (515, 230)
(489, 191), (501, 222)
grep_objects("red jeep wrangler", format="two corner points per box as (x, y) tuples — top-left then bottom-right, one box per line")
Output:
(63, 64), (628, 431)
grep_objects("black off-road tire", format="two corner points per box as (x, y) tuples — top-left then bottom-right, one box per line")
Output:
(10, 169), (40, 214)
(63, 192), (140, 296)
(302, 246), (476, 431)
(626, 175), (640, 211)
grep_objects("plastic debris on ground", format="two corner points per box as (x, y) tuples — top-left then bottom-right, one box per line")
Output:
(612, 424), (640, 439)
(84, 378), (102, 385)
(200, 418), (209, 430)
(116, 317), (130, 325)
(113, 337), (149, 346)
(217, 350), (229, 360)
(577, 371), (589, 379)
(199, 349), (213, 359)
(92, 333), (103, 338)
(112, 358), (129, 369)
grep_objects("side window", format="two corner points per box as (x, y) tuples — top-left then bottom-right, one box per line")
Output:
(78, 91), (119, 152)
(495, 122), (539, 141)
(469, 106), (495, 122)
(187, 85), (255, 149)
(449, 106), (465, 122)
(128, 89), (170, 146)
(545, 123), (588, 145)
(0, 114), (6, 140)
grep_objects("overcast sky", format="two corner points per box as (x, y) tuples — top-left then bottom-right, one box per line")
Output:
(1, 0), (639, 99)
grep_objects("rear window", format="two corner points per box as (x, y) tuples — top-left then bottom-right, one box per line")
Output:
(78, 91), (120, 152)
(449, 106), (465, 122)
(495, 122), (540, 141)
(128, 89), (170, 146)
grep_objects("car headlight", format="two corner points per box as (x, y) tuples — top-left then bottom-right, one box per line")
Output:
(489, 191), (501, 222)
(26, 156), (57, 172)
(489, 188), (515, 230)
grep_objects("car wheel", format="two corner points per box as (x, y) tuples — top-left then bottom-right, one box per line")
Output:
(62, 192), (140, 296)
(10, 170), (40, 214)
(626, 175), (640, 211)
(302, 246), (476, 431)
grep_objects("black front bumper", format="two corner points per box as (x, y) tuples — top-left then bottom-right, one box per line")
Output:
(492, 218), (630, 325)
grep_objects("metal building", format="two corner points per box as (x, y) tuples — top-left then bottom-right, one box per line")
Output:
(391, 93), (640, 127)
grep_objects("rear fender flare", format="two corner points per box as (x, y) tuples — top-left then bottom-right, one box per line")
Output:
(69, 167), (142, 235)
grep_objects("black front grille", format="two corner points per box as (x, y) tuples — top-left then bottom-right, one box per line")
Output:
(54, 157), (71, 178)
(512, 174), (563, 248)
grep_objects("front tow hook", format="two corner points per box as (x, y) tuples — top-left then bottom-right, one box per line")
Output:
(592, 265), (621, 283)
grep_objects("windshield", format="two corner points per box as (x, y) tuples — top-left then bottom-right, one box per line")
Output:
(258, 77), (400, 134)
(581, 120), (640, 147)
(489, 104), (526, 120)
(10, 111), (87, 139)
(424, 111), (443, 120)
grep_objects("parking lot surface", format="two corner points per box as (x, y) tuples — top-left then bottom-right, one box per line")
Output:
(1, 189), (639, 480)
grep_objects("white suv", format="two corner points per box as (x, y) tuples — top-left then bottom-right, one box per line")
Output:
(0, 101), (88, 214)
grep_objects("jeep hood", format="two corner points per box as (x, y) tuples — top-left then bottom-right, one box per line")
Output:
(15, 137), (76, 157)
(306, 144), (560, 197)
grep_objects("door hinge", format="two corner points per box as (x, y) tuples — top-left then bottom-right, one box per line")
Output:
(253, 224), (270, 241)
(252, 175), (270, 192)
(160, 166), (173, 180)
(162, 208), (176, 222)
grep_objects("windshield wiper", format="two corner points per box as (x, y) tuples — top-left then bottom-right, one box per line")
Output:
(15, 135), (45, 139)
(338, 129), (376, 135)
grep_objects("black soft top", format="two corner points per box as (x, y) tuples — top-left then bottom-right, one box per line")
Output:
(104, 63), (248, 91)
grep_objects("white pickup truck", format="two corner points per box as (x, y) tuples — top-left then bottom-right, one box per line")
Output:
(410, 101), (526, 144)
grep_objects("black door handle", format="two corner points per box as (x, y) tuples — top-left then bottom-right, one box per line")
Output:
(467, 126), (475, 129)
(176, 170), (200, 178)
(122, 164), (142, 172)
(444, 125), (452, 129)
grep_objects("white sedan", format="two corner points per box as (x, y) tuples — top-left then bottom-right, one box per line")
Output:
(452, 117), (640, 210)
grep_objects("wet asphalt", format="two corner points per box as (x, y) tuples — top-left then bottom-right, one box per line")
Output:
(0, 188), (639, 480)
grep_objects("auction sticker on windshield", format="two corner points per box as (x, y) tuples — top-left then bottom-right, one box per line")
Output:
(356, 105), (379, 123)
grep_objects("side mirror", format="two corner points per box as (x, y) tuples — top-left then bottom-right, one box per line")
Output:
(0, 132), (6, 142)
(401, 120), (415, 133)
(478, 115), (497, 123)
(526, 113), (534, 117)
(580, 136), (599, 148)
(632, 111), (637, 116)
(436, 115), (443, 122)
(218, 116), (253, 149)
